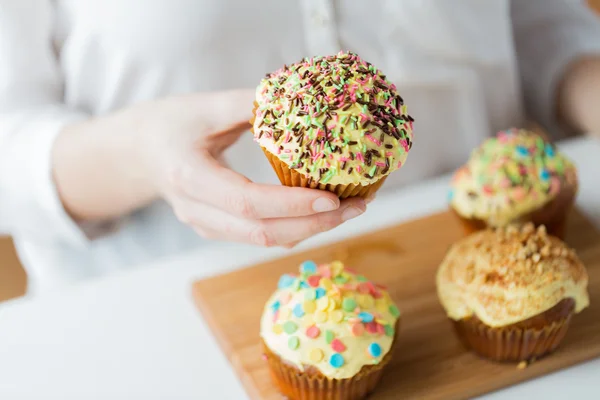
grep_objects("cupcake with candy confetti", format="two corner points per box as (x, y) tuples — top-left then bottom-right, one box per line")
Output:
(437, 223), (589, 362)
(252, 51), (414, 199)
(449, 128), (578, 239)
(260, 260), (400, 400)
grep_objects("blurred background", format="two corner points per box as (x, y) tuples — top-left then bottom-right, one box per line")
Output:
(0, 0), (599, 303)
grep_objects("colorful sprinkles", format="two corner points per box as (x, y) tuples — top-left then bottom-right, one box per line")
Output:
(263, 260), (400, 376)
(254, 51), (414, 184)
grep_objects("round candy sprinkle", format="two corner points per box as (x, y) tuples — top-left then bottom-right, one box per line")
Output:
(358, 294), (374, 309)
(368, 343), (382, 358)
(356, 275), (368, 282)
(272, 310), (279, 323)
(545, 143), (555, 157)
(299, 281), (310, 289)
(317, 297), (329, 311)
(325, 330), (335, 344)
(279, 292), (292, 305)
(358, 282), (371, 294)
(384, 324), (395, 337)
(334, 275), (348, 284)
(330, 261), (344, 277)
(288, 336), (300, 350)
(303, 300), (317, 314)
(270, 300), (281, 311)
(389, 305), (401, 318)
(351, 323), (365, 337)
(358, 312), (374, 323)
(366, 321), (379, 334)
(306, 325), (321, 339)
(278, 274), (295, 289)
(540, 169), (550, 181)
(314, 310), (328, 323)
(329, 353), (345, 368)
(304, 289), (317, 301)
(315, 287), (327, 300)
(309, 348), (324, 363)
(272, 324), (283, 335)
(330, 310), (344, 323)
(331, 338), (346, 352)
(328, 297), (339, 311)
(377, 323), (386, 335)
(307, 275), (321, 288)
(283, 321), (298, 334)
(516, 146), (529, 157)
(301, 260), (318, 275)
(320, 278), (333, 290)
(447, 190), (454, 201)
(293, 303), (305, 318)
(342, 298), (357, 312)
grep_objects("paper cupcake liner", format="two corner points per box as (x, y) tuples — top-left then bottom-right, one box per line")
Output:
(262, 340), (394, 400)
(262, 148), (387, 199)
(252, 101), (387, 199)
(450, 185), (577, 240)
(452, 303), (574, 362)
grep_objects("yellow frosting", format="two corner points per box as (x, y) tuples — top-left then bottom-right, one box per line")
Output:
(449, 128), (578, 226)
(253, 51), (414, 186)
(260, 260), (400, 380)
(436, 224), (589, 328)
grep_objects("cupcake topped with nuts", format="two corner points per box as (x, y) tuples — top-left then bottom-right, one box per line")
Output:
(449, 129), (578, 236)
(252, 51), (414, 198)
(437, 223), (589, 328)
(260, 260), (400, 380)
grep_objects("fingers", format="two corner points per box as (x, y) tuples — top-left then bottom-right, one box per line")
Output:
(174, 155), (342, 219)
(172, 196), (366, 247)
(191, 89), (256, 132)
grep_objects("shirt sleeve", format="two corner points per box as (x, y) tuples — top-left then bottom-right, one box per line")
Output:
(0, 1), (91, 245)
(511, 0), (600, 138)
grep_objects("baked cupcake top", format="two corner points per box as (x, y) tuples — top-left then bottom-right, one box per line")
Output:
(449, 128), (578, 226)
(260, 260), (400, 380)
(437, 223), (589, 328)
(253, 51), (414, 186)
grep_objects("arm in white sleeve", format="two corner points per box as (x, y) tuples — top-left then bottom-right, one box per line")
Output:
(0, 1), (90, 244)
(511, 0), (600, 138)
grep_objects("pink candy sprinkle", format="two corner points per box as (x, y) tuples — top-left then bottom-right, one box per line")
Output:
(366, 322), (379, 334)
(397, 161), (402, 169)
(375, 161), (386, 168)
(279, 292), (292, 305)
(306, 325), (321, 339)
(331, 339), (346, 353)
(385, 152), (394, 157)
(356, 152), (364, 162)
(272, 310), (279, 323)
(356, 165), (363, 173)
(365, 134), (382, 146)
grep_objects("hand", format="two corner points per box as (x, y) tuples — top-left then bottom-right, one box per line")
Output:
(149, 90), (367, 247)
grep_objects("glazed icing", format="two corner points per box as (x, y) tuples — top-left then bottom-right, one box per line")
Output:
(449, 128), (578, 226)
(437, 224), (589, 328)
(253, 51), (414, 186)
(260, 260), (400, 380)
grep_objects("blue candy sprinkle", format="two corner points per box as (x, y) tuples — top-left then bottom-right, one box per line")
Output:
(358, 312), (374, 323)
(447, 189), (454, 202)
(300, 260), (318, 275)
(278, 274), (295, 289)
(540, 169), (550, 181)
(368, 343), (382, 358)
(293, 303), (305, 318)
(515, 146), (529, 156)
(330, 353), (345, 368)
(271, 300), (281, 311)
(300, 281), (310, 289)
(315, 287), (327, 300)
(545, 143), (555, 157)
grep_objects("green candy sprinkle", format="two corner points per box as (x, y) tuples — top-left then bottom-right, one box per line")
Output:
(389, 305), (401, 318)
(342, 298), (357, 312)
(325, 330), (335, 344)
(384, 325), (395, 337)
(304, 289), (316, 301)
(288, 336), (300, 350)
(283, 321), (298, 334)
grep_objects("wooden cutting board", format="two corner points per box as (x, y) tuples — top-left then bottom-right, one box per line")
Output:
(192, 210), (600, 400)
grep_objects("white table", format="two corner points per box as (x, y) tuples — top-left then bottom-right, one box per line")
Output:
(0, 138), (598, 400)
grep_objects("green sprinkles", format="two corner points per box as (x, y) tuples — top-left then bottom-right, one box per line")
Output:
(283, 321), (298, 334)
(288, 336), (300, 350)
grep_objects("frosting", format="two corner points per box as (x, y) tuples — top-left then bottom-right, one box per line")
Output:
(449, 128), (578, 226)
(253, 51), (414, 186)
(436, 224), (589, 328)
(260, 260), (400, 380)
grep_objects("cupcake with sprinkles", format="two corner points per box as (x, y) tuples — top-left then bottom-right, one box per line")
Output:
(449, 128), (578, 239)
(252, 51), (414, 199)
(260, 260), (400, 400)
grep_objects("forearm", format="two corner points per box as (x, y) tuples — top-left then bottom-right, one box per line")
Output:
(558, 56), (600, 138)
(52, 113), (157, 221)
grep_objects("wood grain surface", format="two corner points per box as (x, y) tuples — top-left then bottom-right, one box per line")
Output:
(193, 210), (600, 400)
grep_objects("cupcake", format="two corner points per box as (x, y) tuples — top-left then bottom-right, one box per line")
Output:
(436, 223), (589, 362)
(260, 260), (400, 400)
(252, 51), (414, 199)
(449, 128), (578, 239)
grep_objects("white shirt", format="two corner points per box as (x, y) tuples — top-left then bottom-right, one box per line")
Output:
(1, 0), (599, 294)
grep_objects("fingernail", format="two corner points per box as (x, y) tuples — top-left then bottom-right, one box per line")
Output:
(313, 197), (338, 213)
(342, 206), (365, 222)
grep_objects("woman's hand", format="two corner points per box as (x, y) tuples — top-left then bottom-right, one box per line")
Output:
(54, 90), (367, 247)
